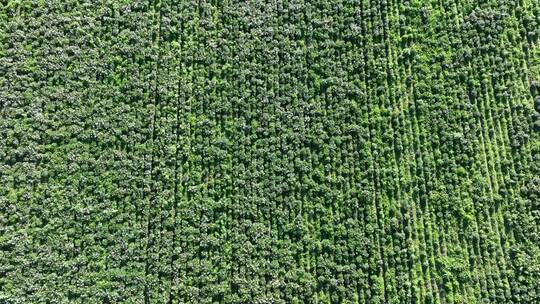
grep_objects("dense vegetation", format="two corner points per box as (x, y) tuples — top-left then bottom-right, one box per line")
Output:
(1, 0), (539, 303)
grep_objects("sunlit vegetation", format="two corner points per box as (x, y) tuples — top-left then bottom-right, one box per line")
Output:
(1, 0), (539, 303)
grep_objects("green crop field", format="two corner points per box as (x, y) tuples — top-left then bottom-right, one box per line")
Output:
(1, 0), (539, 303)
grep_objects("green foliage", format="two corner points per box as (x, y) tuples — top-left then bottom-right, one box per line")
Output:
(1, 0), (539, 303)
